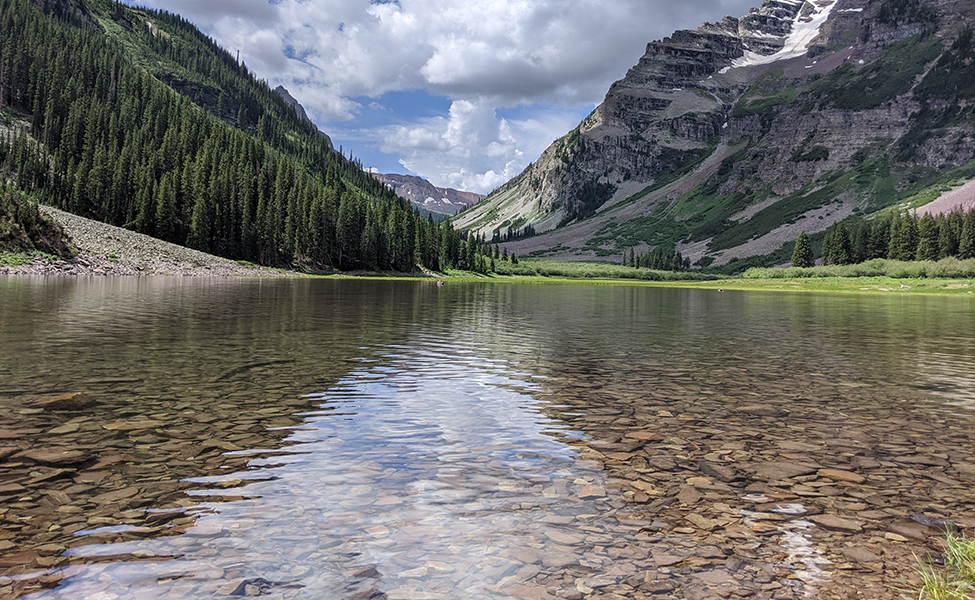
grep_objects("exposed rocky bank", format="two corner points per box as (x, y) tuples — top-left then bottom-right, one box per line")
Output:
(0, 206), (290, 277)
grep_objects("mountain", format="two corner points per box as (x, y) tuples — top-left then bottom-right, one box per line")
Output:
(455, 0), (975, 270)
(372, 173), (485, 216)
(0, 0), (468, 272)
(274, 86), (312, 123)
(273, 85), (333, 149)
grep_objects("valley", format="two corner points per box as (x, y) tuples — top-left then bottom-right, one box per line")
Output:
(2, 1), (975, 599)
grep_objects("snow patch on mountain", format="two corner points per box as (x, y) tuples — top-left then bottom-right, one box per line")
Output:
(724, 0), (838, 71)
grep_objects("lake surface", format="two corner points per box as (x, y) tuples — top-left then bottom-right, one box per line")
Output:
(1, 277), (974, 600)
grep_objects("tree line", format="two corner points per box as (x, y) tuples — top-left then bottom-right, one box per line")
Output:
(490, 224), (535, 243)
(791, 207), (975, 267)
(0, 0), (473, 272)
(626, 246), (690, 271)
(452, 235), (520, 274)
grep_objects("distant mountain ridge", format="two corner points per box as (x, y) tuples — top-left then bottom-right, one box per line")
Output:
(455, 0), (975, 270)
(373, 173), (484, 216)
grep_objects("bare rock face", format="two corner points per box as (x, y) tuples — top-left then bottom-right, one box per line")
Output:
(456, 0), (975, 268)
(274, 86), (308, 122)
(273, 86), (333, 149)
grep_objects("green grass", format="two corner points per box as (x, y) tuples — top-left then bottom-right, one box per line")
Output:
(0, 251), (33, 266)
(813, 35), (942, 110)
(731, 89), (799, 119)
(663, 276), (974, 295)
(742, 258), (975, 280)
(325, 269), (975, 294)
(917, 530), (975, 600)
(0, 250), (60, 266)
(495, 259), (717, 281)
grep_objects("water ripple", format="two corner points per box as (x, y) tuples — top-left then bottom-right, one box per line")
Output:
(27, 336), (623, 599)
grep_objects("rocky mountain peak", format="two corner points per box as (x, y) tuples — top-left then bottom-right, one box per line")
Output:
(372, 173), (484, 216)
(274, 85), (309, 122)
(455, 0), (975, 270)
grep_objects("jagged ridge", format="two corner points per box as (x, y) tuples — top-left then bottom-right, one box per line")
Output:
(372, 173), (485, 216)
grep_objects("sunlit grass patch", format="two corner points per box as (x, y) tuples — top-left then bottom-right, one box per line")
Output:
(0, 251), (32, 267)
(917, 530), (975, 600)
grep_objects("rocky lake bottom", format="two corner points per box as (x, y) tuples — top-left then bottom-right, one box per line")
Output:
(0, 277), (973, 600)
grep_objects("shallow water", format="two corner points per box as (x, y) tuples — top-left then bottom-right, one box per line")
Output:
(1, 278), (974, 599)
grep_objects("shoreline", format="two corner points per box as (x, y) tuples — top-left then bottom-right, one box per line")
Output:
(0, 206), (293, 277)
(2, 207), (972, 294)
(0, 252), (292, 277)
(5, 256), (975, 295)
(328, 273), (975, 295)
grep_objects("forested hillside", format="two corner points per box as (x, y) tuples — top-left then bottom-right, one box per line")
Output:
(0, 0), (467, 271)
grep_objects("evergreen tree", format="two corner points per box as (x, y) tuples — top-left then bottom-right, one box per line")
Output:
(868, 215), (891, 259)
(154, 172), (176, 242)
(850, 221), (869, 264)
(670, 251), (683, 272)
(791, 231), (814, 267)
(822, 223), (851, 265)
(915, 213), (940, 261)
(888, 214), (919, 261)
(959, 209), (975, 259)
(939, 209), (963, 258)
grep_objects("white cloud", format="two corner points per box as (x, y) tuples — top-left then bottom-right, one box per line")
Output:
(135, 0), (759, 193)
(379, 99), (585, 193)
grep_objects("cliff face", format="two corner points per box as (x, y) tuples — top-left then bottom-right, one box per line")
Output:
(455, 0), (975, 268)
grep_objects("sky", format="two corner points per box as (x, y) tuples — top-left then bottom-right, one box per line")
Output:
(133, 0), (758, 194)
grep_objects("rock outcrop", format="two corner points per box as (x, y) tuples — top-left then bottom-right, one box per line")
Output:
(455, 0), (975, 268)
(273, 86), (334, 149)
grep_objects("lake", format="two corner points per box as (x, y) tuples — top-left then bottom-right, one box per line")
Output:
(1, 277), (974, 600)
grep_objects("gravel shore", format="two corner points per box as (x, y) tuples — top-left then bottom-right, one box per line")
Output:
(1, 206), (292, 277)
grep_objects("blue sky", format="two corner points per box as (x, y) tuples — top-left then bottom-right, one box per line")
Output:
(131, 0), (758, 193)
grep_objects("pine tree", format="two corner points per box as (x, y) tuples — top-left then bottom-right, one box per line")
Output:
(154, 172), (176, 241)
(851, 221), (869, 263)
(822, 224), (851, 265)
(888, 214), (919, 261)
(915, 213), (940, 261)
(868, 215), (891, 259)
(835, 222), (852, 265)
(939, 210), (963, 258)
(822, 227), (837, 264)
(791, 231), (814, 267)
(187, 194), (211, 252)
(959, 209), (975, 259)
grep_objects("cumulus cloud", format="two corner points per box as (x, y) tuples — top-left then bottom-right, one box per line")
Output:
(378, 99), (588, 192)
(135, 0), (758, 192)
